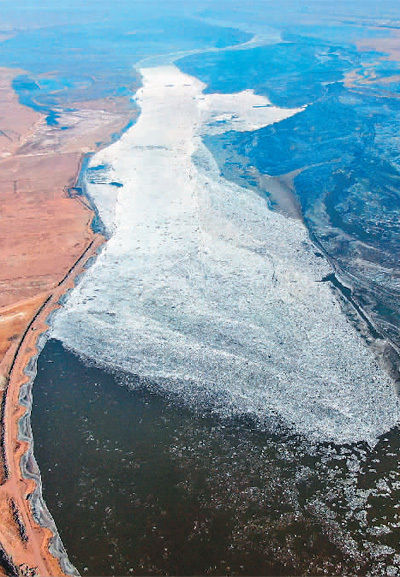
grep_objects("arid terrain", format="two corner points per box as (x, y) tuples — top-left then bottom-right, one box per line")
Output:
(0, 66), (137, 576)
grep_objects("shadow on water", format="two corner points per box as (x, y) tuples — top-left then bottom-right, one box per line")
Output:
(32, 339), (400, 576)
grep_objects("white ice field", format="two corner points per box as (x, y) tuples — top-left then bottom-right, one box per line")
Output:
(52, 65), (400, 446)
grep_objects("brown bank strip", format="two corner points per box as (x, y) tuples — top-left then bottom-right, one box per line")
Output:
(0, 233), (104, 577)
(0, 66), (136, 575)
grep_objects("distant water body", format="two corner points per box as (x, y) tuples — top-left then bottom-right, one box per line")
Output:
(51, 64), (400, 446)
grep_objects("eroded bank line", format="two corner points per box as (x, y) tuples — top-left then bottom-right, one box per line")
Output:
(0, 233), (105, 577)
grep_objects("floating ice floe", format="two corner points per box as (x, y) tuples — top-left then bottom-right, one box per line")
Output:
(52, 65), (400, 446)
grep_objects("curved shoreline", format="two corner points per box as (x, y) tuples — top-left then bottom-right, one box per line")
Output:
(0, 229), (104, 575)
(0, 55), (139, 572)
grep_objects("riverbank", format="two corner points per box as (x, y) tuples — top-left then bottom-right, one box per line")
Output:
(0, 233), (104, 577)
(0, 65), (136, 575)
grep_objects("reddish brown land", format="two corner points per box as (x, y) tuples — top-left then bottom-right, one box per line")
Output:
(344, 29), (400, 92)
(357, 29), (400, 62)
(0, 66), (137, 575)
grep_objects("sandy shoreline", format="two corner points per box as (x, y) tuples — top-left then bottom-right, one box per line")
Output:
(0, 65), (136, 575)
(0, 233), (104, 577)
(1, 232), (104, 576)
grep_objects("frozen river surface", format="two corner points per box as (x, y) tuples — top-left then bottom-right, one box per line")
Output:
(52, 65), (400, 446)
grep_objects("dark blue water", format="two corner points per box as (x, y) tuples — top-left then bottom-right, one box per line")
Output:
(0, 13), (249, 117)
(178, 31), (400, 358)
